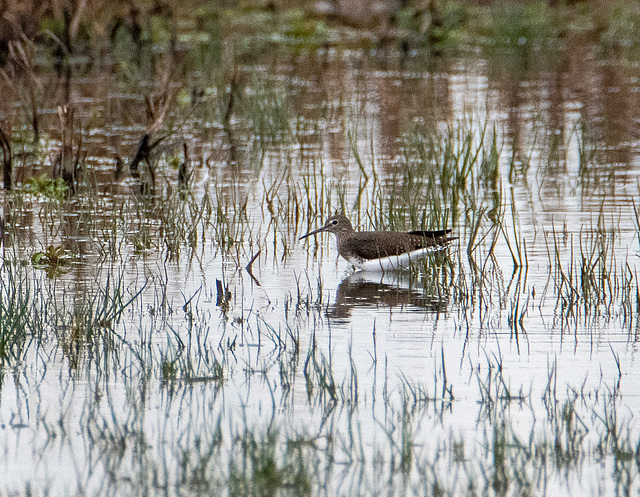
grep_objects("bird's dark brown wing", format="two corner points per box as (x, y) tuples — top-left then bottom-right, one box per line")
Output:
(341, 232), (431, 261)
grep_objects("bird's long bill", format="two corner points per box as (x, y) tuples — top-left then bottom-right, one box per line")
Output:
(299, 225), (328, 240)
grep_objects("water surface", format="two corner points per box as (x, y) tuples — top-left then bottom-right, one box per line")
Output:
(1, 40), (640, 495)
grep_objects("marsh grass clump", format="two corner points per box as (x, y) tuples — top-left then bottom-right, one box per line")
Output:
(0, 262), (145, 371)
(543, 212), (635, 332)
(240, 73), (292, 147)
(160, 326), (226, 387)
(228, 424), (314, 497)
(53, 274), (146, 371)
(390, 119), (495, 231)
(0, 263), (39, 365)
(479, 1), (561, 49)
(117, 177), (217, 260)
(303, 345), (337, 407)
(156, 185), (214, 258)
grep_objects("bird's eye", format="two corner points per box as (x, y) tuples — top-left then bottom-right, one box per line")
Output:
(331, 219), (338, 225)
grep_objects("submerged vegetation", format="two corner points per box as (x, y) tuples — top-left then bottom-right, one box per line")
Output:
(2, 0), (640, 496)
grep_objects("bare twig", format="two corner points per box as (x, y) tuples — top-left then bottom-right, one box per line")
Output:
(245, 250), (262, 286)
(0, 122), (12, 190)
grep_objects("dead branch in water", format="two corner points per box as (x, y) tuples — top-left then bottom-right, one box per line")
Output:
(0, 122), (12, 190)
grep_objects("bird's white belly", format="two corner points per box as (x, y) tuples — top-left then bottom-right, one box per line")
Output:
(345, 246), (447, 272)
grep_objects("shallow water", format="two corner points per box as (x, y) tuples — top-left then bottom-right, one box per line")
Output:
(2, 41), (640, 495)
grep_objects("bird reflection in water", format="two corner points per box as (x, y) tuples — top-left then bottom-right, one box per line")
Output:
(326, 269), (451, 322)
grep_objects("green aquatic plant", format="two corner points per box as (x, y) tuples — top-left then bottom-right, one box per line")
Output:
(278, 8), (329, 50)
(31, 244), (70, 266)
(481, 0), (560, 48)
(23, 174), (69, 201)
(31, 244), (71, 277)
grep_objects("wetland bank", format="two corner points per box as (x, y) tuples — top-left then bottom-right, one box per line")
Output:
(2, 1), (640, 495)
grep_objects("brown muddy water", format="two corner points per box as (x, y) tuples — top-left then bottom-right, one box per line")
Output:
(1, 41), (640, 496)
